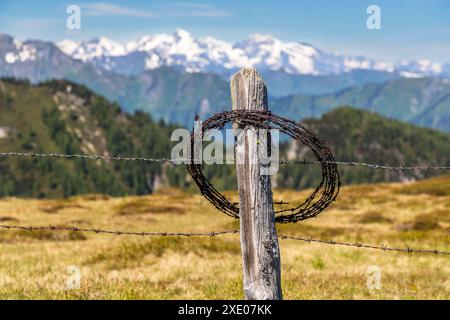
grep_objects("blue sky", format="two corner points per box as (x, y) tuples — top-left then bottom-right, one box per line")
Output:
(0, 0), (449, 62)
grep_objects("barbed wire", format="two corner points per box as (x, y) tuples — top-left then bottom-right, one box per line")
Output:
(0, 224), (238, 237)
(187, 110), (340, 223)
(1, 151), (449, 171)
(0, 152), (173, 163)
(278, 234), (450, 255)
(0, 224), (448, 256)
(280, 159), (450, 171)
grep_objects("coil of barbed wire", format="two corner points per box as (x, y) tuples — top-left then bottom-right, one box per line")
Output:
(186, 110), (341, 223)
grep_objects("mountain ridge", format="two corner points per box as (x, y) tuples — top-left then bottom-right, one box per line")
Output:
(2, 30), (448, 80)
(271, 77), (450, 132)
(55, 29), (448, 78)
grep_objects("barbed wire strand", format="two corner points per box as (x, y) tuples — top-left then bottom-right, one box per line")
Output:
(279, 159), (450, 171)
(0, 224), (238, 237)
(1, 151), (449, 171)
(0, 224), (448, 256)
(278, 234), (450, 256)
(0, 152), (173, 163)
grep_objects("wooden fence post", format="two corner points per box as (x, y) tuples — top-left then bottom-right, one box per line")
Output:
(230, 68), (283, 300)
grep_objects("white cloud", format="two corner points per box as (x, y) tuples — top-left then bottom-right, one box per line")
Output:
(81, 3), (155, 18)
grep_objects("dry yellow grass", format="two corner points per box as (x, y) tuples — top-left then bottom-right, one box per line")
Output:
(0, 177), (449, 300)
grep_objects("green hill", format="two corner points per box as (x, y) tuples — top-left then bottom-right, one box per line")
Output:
(278, 107), (450, 189)
(0, 78), (175, 197)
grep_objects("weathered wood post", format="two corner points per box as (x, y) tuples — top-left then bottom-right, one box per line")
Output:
(230, 68), (282, 300)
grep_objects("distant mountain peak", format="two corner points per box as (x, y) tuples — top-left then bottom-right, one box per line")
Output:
(57, 39), (78, 54)
(174, 28), (192, 39)
(0, 33), (13, 41)
(57, 36), (126, 62)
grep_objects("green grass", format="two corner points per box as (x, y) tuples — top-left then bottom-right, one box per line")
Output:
(0, 177), (448, 299)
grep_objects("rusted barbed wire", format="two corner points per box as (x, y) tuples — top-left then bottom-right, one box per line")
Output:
(0, 224), (448, 255)
(1, 152), (449, 171)
(0, 224), (238, 237)
(187, 110), (341, 223)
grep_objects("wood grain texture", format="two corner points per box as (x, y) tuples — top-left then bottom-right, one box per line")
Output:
(231, 68), (282, 300)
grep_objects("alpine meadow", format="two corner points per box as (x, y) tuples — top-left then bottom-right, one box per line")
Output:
(0, 1), (449, 303)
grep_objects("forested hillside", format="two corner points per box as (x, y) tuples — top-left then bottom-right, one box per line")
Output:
(278, 107), (450, 189)
(0, 78), (175, 197)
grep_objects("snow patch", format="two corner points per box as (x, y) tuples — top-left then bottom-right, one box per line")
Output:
(5, 53), (16, 63)
(4, 41), (36, 64)
(399, 71), (423, 78)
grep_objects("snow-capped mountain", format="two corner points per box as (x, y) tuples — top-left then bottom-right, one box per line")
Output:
(233, 33), (395, 75)
(58, 37), (126, 61)
(126, 29), (247, 73)
(55, 28), (448, 78)
(56, 29), (250, 75)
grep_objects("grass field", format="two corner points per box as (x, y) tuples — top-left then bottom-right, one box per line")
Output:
(0, 176), (449, 300)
